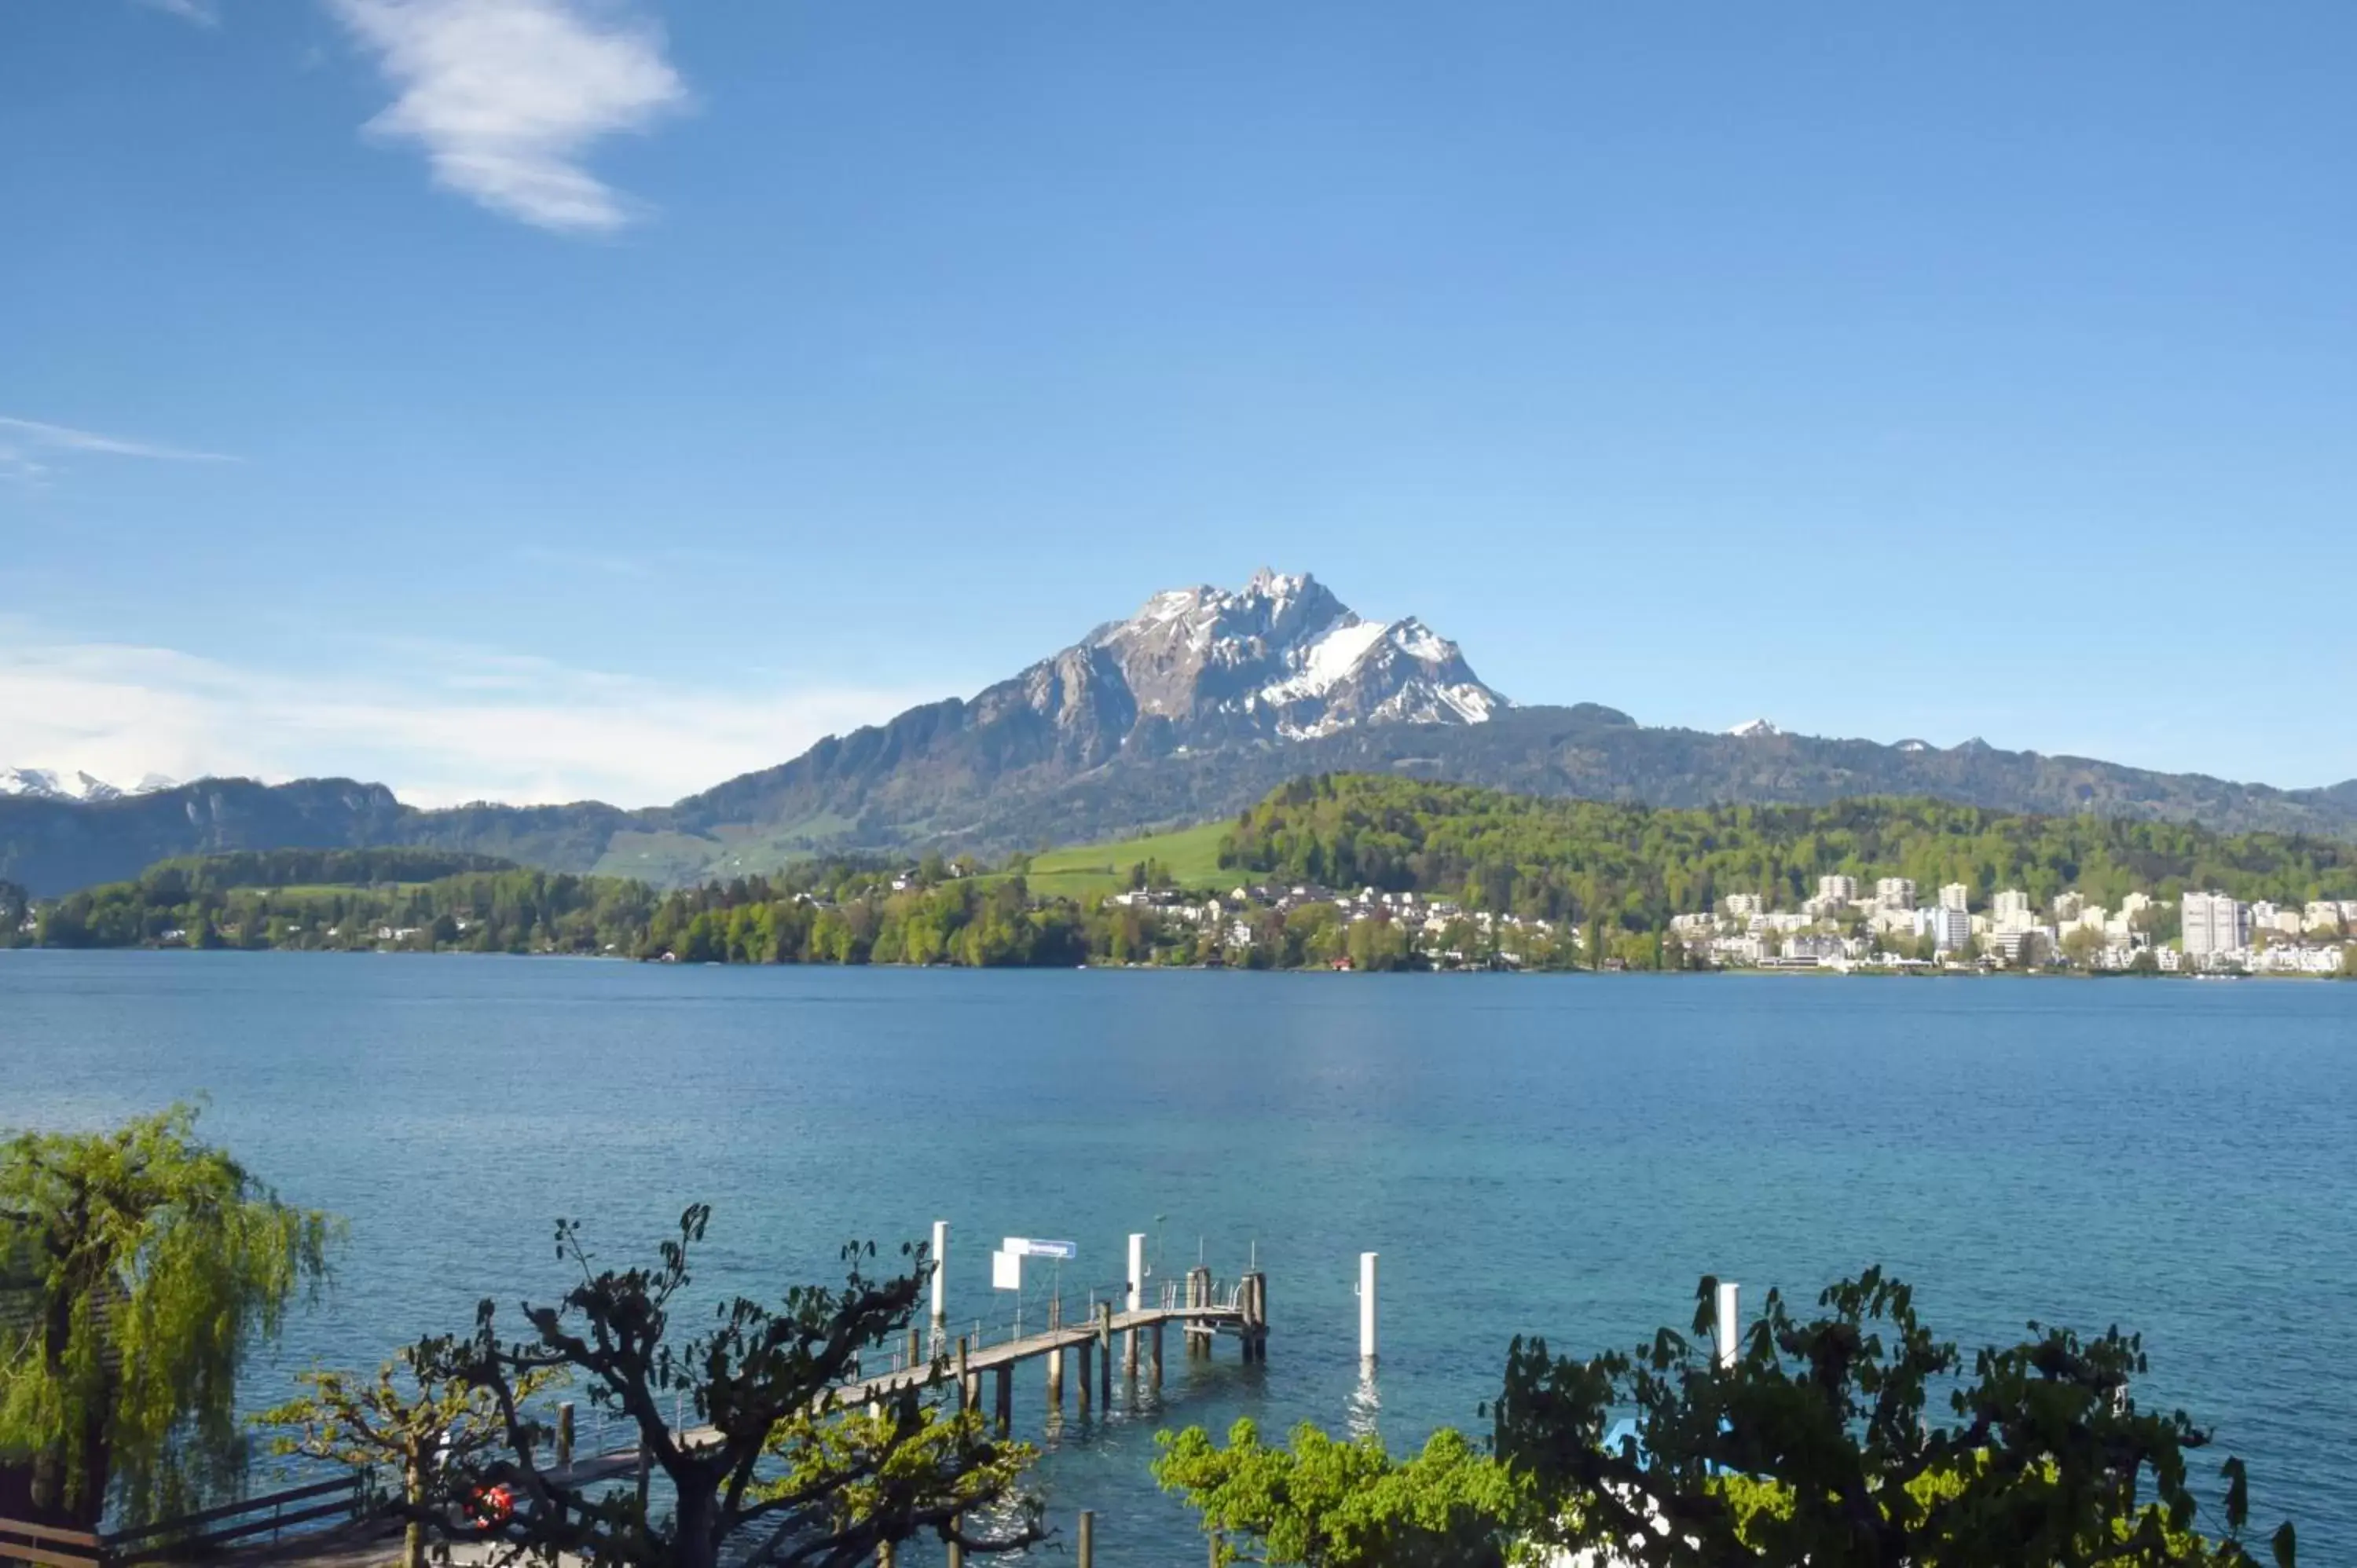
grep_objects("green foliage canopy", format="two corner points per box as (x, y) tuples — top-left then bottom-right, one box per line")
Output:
(258, 1343), (562, 1568)
(1494, 1268), (2295, 1566)
(1222, 775), (2357, 929)
(0, 1105), (336, 1526)
(1158, 1269), (2297, 1568)
(1153, 1421), (1521, 1567)
(27, 861), (654, 956)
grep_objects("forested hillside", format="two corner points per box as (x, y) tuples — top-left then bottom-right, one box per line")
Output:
(18, 858), (655, 955)
(1221, 775), (2357, 927)
(9, 709), (2357, 898)
(134, 847), (519, 892)
(12, 783), (2357, 972)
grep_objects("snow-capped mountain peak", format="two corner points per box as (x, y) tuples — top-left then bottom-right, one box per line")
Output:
(984, 571), (1506, 761)
(2, 767), (119, 802)
(1083, 570), (1505, 740)
(0, 768), (180, 803)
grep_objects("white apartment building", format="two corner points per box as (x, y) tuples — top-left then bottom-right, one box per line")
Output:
(2182, 891), (2252, 959)
(1875, 877), (1916, 910)
(1992, 888), (2033, 924)
(1870, 905), (1922, 936)
(1930, 906), (1972, 953)
(2052, 891), (2084, 922)
(1724, 893), (1765, 918)
(1938, 882), (1970, 913)
(1817, 874), (1858, 903)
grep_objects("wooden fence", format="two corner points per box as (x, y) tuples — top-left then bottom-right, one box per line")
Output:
(1, 1474), (367, 1568)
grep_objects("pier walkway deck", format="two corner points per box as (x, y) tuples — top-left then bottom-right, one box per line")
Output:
(554, 1264), (1270, 1487)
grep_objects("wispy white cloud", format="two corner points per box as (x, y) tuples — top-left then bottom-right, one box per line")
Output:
(0, 416), (237, 489)
(0, 622), (934, 810)
(0, 415), (236, 464)
(134, 0), (219, 27)
(329, 0), (689, 235)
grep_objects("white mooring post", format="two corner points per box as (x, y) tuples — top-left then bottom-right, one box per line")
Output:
(1358, 1251), (1379, 1365)
(1124, 1232), (1146, 1383)
(931, 1220), (949, 1341)
(1714, 1279), (1740, 1370)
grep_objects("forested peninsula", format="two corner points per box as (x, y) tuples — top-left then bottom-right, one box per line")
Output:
(7, 779), (2357, 973)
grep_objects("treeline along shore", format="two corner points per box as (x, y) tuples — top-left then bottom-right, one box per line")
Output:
(5, 777), (2357, 974)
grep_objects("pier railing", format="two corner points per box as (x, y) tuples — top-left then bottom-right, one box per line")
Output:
(818, 1276), (1248, 1383)
(0, 1473), (368, 1568)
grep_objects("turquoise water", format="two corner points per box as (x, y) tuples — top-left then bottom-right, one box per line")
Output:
(2, 953), (2351, 1560)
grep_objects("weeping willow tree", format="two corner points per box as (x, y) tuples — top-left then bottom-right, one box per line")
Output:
(0, 1105), (337, 1528)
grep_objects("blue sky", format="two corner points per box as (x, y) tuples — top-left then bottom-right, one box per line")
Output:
(4, 1), (2353, 806)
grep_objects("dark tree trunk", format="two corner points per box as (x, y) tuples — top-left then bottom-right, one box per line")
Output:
(670, 1477), (722, 1568)
(5, 1426), (108, 1532)
(10, 1268), (115, 1529)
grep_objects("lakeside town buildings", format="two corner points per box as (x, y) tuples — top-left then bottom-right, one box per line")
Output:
(1109, 876), (2354, 976)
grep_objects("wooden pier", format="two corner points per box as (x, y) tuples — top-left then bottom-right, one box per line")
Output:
(554, 1259), (1274, 1486)
(860, 1263), (1267, 1432)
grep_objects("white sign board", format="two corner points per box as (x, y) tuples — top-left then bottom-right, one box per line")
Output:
(1001, 1237), (1079, 1261)
(991, 1249), (1022, 1291)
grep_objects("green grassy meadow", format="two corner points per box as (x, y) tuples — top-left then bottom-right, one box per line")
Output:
(999, 821), (1231, 900)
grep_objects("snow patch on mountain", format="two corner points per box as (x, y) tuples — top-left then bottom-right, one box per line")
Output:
(0, 768), (180, 802)
(1728, 718), (1781, 739)
(2, 767), (119, 801)
(1260, 619), (1390, 704)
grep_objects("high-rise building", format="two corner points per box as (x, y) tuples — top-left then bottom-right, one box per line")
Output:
(1993, 888), (2033, 924)
(1817, 874), (1858, 903)
(2182, 892), (2251, 958)
(1725, 893), (1764, 918)
(1875, 877), (1916, 910)
(1930, 906), (1972, 953)
(1938, 883), (1970, 912)
(2052, 892), (2084, 922)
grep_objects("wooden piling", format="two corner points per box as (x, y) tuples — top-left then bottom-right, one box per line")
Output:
(1076, 1342), (1091, 1420)
(946, 1518), (964, 1568)
(992, 1364), (1010, 1433)
(1078, 1511), (1095, 1568)
(1047, 1338), (1065, 1414)
(1097, 1302), (1113, 1409)
(1186, 1265), (1211, 1357)
(906, 1328), (921, 1370)
(1150, 1320), (1164, 1390)
(555, 1401), (574, 1470)
(957, 1336), (977, 1415)
(1240, 1272), (1266, 1363)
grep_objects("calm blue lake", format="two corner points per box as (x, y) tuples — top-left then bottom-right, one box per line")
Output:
(2, 953), (2351, 1560)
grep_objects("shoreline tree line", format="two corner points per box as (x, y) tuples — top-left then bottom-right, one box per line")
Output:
(6, 779), (2357, 973)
